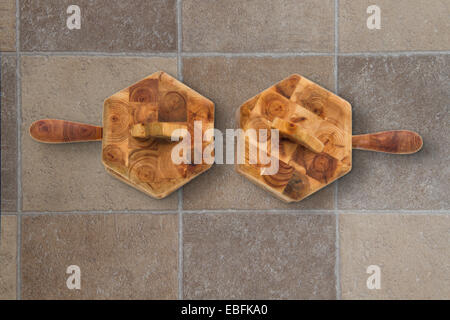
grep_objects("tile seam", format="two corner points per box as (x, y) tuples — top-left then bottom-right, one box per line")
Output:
(15, 209), (450, 215)
(334, 0), (341, 301)
(19, 52), (178, 57)
(338, 51), (450, 56)
(181, 209), (450, 214)
(0, 52), (2, 249)
(177, 0), (184, 301)
(14, 51), (450, 58)
(16, 0), (22, 300)
(16, 215), (21, 300)
(19, 210), (179, 215)
(181, 51), (450, 57)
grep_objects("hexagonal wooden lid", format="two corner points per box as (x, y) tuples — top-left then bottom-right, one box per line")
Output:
(102, 71), (214, 199)
(236, 74), (352, 203)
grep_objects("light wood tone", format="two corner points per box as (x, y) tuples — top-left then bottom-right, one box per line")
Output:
(352, 130), (423, 154)
(130, 122), (188, 140)
(236, 74), (422, 203)
(237, 74), (353, 202)
(101, 71), (214, 199)
(271, 117), (324, 153)
(29, 119), (102, 143)
(29, 71), (214, 199)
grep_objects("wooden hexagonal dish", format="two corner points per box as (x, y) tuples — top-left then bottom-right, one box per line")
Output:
(29, 71), (215, 199)
(236, 74), (423, 203)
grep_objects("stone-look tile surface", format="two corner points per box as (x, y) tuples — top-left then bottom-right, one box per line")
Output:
(340, 0), (450, 52)
(21, 214), (178, 299)
(183, 0), (334, 53)
(21, 56), (178, 211)
(340, 214), (450, 299)
(0, 0), (16, 51)
(20, 0), (176, 52)
(184, 213), (336, 299)
(1, 56), (18, 212)
(338, 56), (449, 210)
(182, 56), (335, 210)
(0, 215), (17, 299)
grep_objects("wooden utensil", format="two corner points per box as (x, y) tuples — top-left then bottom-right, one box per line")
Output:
(236, 74), (422, 203)
(30, 71), (215, 199)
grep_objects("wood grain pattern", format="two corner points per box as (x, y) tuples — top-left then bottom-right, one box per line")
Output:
(102, 71), (215, 199)
(29, 119), (102, 143)
(130, 122), (187, 140)
(352, 130), (423, 154)
(237, 74), (353, 202)
(237, 74), (422, 203)
(271, 117), (324, 153)
(29, 72), (214, 200)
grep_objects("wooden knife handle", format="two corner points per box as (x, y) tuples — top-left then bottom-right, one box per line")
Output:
(352, 130), (423, 154)
(29, 119), (103, 143)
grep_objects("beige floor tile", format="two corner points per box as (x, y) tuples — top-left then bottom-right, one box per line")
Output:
(338, 55), (449, 210)
(21, 56), (178, 211)
(1, 56), (17, 212)
(21, 214), (178, 299)
(184, 212), (336, 299)
(20, 0), (177, 52)
(0, 215), (17, 299)
(183, 0), (334, 53)
(340, 0), (450, 52)
(182, 56), (336, 210)
(340, 214), (450, 299)
(0, 0), (16, 51)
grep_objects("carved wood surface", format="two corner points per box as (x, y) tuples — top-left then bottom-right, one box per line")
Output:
(236, 74), (423, 203)
(102, 71), (215, 199)
(236, 74), (353, 203)
(130, 122), (188, 140)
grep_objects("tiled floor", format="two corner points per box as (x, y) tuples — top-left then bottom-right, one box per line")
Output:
(0, 0), (449, 300)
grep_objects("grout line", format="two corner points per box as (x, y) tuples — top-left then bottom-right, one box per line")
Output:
(177, 0), (183, 301)
(19, 51), (177, 57)
(178, 189), (183, 300)
(182, 210), (337, 215)
(182, 209), (450, 214)
(0, 212), (20, 215)
(10, 209), (450, 215)
(335, 212), (340, 299)
(181, 51), (450, 57)
(19, 210), (179, 215)
(337, 51), (450, 56)
(0, 52), (2, 247)
(12, 51), (449, 58)
(15, 0), (20, 213)
(336, 210), (450, 215)
(16, 0), (21, 300)
(334, 0), (341, 300)
(182, 52), (333, 57)
(16, 214), (21, 300)
(177, 0), (183, 80)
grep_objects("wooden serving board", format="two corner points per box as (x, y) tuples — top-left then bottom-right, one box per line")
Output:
(29, 71), (215, 199)
(236, 74), (422, 203)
